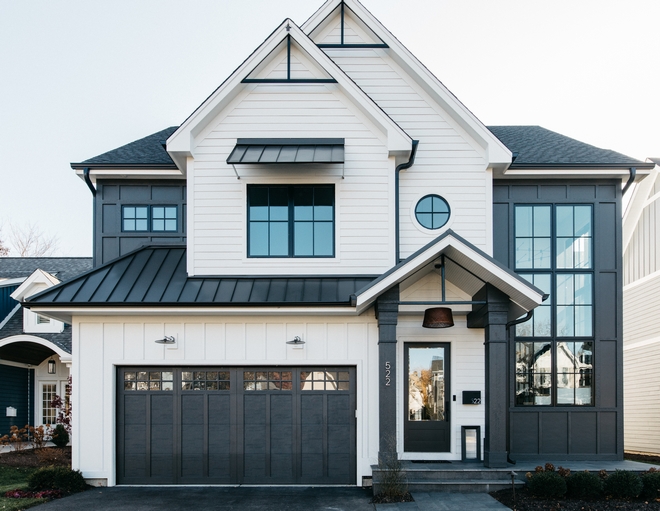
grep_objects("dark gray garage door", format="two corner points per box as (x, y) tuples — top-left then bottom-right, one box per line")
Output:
(117, 367), (356, 485)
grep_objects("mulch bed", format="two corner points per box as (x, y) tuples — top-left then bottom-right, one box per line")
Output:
(372, 491), (414, 504)
(625, 452), (660, 465)
(491, 487), (660, 510)
(0, 447), (71, 468)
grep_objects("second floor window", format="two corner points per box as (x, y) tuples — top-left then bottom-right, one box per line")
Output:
(248, 185), (334, 257)
(123, 206), (178, 232)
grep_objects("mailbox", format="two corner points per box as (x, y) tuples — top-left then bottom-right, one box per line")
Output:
(6, 407), (17, 417)
(462, 391), (481, 405)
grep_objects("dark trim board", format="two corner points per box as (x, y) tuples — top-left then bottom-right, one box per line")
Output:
(116, 366), (357, 485)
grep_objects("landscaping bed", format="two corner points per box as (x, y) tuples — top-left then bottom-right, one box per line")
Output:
(0, 447), (71, 469)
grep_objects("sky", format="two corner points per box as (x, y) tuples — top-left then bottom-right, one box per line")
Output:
(0, 0), (658, 257)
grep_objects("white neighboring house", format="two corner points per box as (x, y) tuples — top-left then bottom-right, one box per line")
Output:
(0, 258), (92, 435)
(623, 158), (660, 455)
(24, 0), (651, 487)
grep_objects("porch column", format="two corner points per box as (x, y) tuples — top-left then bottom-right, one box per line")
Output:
(376, 285), (399, 463)
(467, 284), (510, 468)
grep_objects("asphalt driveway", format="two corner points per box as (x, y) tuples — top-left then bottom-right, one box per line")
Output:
(36, 486), (376, 511)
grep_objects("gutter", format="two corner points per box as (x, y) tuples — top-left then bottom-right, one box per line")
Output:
(622, 167), (636, 196)
(83, 168), (96, 197)
(395, 140), (419, 264)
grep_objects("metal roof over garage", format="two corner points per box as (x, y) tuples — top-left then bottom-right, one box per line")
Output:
(25, 246), (375, 307)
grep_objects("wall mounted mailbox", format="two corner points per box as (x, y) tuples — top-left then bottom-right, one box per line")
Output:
(462, 391), (481, 405)
(6, 407), (17, 417)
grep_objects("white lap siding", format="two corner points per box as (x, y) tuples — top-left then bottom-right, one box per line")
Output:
(189, 82), (396, 277)
(324, 49), (491, 257)
(72, 314), (379, 486)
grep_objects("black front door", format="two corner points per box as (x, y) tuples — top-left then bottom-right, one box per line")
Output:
(404, 343), (450, 452)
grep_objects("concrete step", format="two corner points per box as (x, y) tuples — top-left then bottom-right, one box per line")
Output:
(375, 468), (518, 482)
(373, 479), (524, 494)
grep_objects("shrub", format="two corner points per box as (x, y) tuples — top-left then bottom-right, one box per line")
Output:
(28, 466), (87, 494)
(527, 470), (567, 498)
(641, 471), (660, 499)
(566, 470), (603, 499)
(35, 447), (68, 466)
(603, 470), (643, 498)
(51, 424), (69, 449)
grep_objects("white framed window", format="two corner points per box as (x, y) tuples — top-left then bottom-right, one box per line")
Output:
(23, 310), (64, 334)
(41, 383), (57, 425)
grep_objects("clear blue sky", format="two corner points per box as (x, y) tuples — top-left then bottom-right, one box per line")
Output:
(1, 0), (658, 256)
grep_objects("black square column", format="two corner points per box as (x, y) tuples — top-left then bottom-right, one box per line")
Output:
(376, 285), (399, 463)
(467, 284), (510, 468)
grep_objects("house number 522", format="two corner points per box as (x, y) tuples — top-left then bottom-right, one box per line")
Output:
(384, 361), (391, 386)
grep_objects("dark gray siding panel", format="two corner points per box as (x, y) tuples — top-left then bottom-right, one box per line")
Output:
(94, 180), (186, 267)
(599, 341), (617, 409)
(495, 179), (623, 460)
(541, 413), (568, 455)
(0, 365), (31, 436)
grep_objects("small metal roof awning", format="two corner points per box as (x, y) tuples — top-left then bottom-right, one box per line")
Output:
(227, 138), (344, 164)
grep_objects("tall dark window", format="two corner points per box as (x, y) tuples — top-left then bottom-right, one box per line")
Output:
(514, 204), (594, 406)
(248, 185), (334, 257)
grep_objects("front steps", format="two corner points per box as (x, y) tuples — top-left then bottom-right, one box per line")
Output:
(372, 461), (525, 494)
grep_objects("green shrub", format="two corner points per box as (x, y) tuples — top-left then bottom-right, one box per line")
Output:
(603, 470), (643, 498)
(28, 466), (87, 494)
(641, 471), (660, 499)
(51, 424), (69, 449)
(527, 470), (567, 498)
(566, 470), (603, 499)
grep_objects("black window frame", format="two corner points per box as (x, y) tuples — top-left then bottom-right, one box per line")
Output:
(247, 184), (335, 258)
(414, 194), (451, 230)
(121, 205), (179, 233)
(514, 203), (595, 408)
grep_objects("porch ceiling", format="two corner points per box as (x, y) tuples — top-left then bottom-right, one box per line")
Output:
(0, 341), (55, 366)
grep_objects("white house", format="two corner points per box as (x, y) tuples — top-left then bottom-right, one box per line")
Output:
(24, 0), (651, 487)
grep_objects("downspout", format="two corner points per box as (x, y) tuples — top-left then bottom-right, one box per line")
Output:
(622, 167), (636, 196)
(83, 167), (97, 197)
(395, 140), (419, 264)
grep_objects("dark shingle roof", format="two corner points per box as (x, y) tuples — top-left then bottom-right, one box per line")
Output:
(27, 246), (376, 307)
(74, 125), (647, 170)
(72, 127), (178, 168)
(488, 125), (645, 168)
(0, 258), (93, 282)
(0, 309), (73, 354)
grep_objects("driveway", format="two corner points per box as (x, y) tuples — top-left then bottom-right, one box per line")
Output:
(34, 487), (510, 511)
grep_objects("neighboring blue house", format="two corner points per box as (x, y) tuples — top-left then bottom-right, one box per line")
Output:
(0, 258), (92, 435)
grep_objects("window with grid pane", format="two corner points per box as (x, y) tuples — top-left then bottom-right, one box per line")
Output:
(152, 206), (177, 232)
(122, 206), (149, 231)
(248, 185), (334, 257)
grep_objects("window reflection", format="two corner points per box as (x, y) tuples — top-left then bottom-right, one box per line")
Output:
(408, 347), (445, 421)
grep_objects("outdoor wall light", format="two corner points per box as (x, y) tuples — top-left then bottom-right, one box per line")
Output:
(422, 307), (454, 328)
(47, 358), (56, 374)
(286, 336), (305, 345)
(155, 336), (176, 345)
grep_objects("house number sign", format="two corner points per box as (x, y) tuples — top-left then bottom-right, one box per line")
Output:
(384, 361), (391, 386)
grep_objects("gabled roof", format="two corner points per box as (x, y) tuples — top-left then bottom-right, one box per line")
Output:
(71, 127), (178, 169)
(302, 0), (512, 170)
(25, 245), (376, 308)
(167, 17), (412, 172)
(354, 229), (545, 315)
(489, 126), (649, 169)
(0, 257), (92, 281)
(0, 309), (74, 356)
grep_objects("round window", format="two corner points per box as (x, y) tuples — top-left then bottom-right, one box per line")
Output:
(415, 195), (450, 230)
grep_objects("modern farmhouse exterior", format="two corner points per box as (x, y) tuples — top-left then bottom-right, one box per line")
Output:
(24, 0), (652, 486)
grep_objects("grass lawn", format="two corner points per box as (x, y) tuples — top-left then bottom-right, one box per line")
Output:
(0, 466), (45, 511)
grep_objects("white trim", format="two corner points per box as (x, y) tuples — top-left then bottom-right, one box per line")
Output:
(0, 359), (32, 369)
(11, 269), (60, 302)
(0, 303), (21, 330)
(167, 18), (413, 172)
(0, 335), (71, 362)
(302, 0), (511, 170)
(624, 336), (660, 352)
(622, 268), (660, 291)
(0, 278), (27, 288)
(623, 164), (658, 251)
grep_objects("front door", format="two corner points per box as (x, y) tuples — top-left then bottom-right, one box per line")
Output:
(404, 343), (450, 452)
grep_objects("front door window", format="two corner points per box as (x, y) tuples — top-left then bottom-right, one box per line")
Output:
(404, 343), (450, 452)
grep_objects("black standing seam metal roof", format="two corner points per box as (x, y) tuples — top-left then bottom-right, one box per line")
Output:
(227, 138), (345, 164)
(25, 246), (377, 307)
(72, 125), (647, 170)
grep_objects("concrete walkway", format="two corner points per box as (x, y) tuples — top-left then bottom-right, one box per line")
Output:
(34, 487), (510, 511)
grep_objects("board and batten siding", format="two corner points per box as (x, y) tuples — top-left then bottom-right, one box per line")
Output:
(188, 79), (396, 276)
(323, 48), (491, 257)
(624, 192), (660, 285)
(71, 314), (380, 486)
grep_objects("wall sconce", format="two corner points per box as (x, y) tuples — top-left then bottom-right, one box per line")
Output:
(286, 336), (305, 346)
(422, 307), (454, 328)
(47, 359), (56, 374)
(155, 336), (176, 345)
